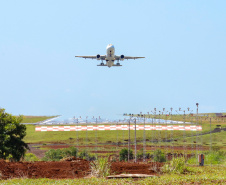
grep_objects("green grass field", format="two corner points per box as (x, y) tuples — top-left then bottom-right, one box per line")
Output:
(24, 124), (211, 144)
(20, 115), (58, 123)
(23, 115), (226, 162)
(24, 114), (226, 147)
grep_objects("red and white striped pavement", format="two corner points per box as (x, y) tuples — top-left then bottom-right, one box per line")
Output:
(35, 125), (202, 131)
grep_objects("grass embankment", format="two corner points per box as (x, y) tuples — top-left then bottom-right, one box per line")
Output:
(1, 166), (226, 184)
(24, 124), (207, 144)
(24, 115), (226, 158)
(21, 116), (58, 123)
(24, 117), (226, 146)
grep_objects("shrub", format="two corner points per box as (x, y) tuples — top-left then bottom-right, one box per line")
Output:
(24, 153), (39, 162)
(79, 150), (96, 161)
(119, 148), (133, 161)
(42, 147), (78, 161)
(153, 150), (166, 162)
(162, 157), (190, 174)
(90, 157), (111, 177)
(61, 147), (78, 158)
(136, 149), (151, 160)
(42, 149), (62, 161)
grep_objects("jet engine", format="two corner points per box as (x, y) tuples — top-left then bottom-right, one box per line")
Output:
(96, 54), (101, 60)
(120, 55), (125, 61)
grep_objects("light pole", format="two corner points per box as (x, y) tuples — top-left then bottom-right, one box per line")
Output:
(128, 117), (131, 162)
(196, 103), (199, 124)
(170, 107), (173, 155)
(134, 118), (137, 163)
(86, 116), (89, 160)
(170, 107), (173, 123)
(187, 107), (190, 123)
(159, 111), (161, 124)
(143, 113), (146, 162)
(86, 116), (88, 143)
(196, 103), (199, 163)
(183, 110), (186, 158)
(77, 118), (79, 149)
(154, 108), (156, 123)
(95, 117), (98, 156)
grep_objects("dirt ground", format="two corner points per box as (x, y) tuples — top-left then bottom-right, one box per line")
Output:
(0, 159), (162, 179)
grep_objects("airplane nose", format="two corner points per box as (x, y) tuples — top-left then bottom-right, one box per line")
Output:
(107, 44), (114, 49)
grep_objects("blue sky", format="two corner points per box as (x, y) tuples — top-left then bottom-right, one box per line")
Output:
(0, 0), (225, 119)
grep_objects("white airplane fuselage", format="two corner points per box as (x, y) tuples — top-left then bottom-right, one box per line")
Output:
(106, 44), (116, 67)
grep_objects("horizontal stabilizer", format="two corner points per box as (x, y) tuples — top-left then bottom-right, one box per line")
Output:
(97, 64), (107, 66)
(112, 64), (122, 66)
(97, 64), (122, 67)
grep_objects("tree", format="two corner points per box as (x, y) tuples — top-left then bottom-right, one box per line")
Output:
(0, 108), (28, 161)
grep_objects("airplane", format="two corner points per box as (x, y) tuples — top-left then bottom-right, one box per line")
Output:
(75, 44), (145, 68)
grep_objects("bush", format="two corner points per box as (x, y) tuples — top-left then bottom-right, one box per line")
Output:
(119, 148), (133, 161)
(136, 149), (151, 160)
(24, 153), (39, 162)
(79, 150), (96, 161)
(42, 147), (78, 161)
(90, 157), (111, 177)
(162, 157), (195, 174)
(61, 147), (78, 158)
(153, 150), (166, 162)
(42, 149), (62, 161)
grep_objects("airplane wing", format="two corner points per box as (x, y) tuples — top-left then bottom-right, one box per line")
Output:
(124, 56), (145, 60)
(114, 56), (145, 60)
(75, 55), (106, 60)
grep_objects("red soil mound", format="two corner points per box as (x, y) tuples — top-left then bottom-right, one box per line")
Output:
(0, 159), (90, 179)
(110, 162), (163, 175)
(0, 159), (162, 179)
